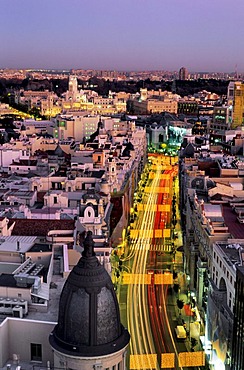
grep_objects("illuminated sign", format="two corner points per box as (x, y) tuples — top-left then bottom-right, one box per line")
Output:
(136, 204), (171, 212)
(122, 273), (151, 285)
(163, 229), (171, 238)
(130, 354), (157, 369)
(130, 229), (171, 240)
(161, 353), (175, 368)
(178, 351), (205, 367)
(155, 273), (173, 285)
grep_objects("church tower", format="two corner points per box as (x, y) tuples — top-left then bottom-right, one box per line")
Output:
(68, 75), (78, 94)
(49, 231), (130, 370)
(106, 152), (119, 193)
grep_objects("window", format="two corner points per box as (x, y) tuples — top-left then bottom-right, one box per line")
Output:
(31, 343), (42, 361)
(18, 293), (22, 298)
(229, 89), (234, 97)
(53, 197), (58, 204)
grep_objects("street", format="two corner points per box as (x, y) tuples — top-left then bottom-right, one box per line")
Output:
(114, 154), (205, 370)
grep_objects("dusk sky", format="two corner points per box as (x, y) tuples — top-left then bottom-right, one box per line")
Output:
(1, 0), (244, 72)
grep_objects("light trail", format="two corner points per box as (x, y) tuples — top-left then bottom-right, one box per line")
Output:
(123, 155), (191, 370)
(126, 156), (163, 370)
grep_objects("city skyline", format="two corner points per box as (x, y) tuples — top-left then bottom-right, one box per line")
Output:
(1, 0), (244, 73)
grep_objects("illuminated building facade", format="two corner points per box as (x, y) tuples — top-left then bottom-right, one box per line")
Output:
(177, 101), (198, 116)
(227, 81), (244, 128)
(231, 266), (244, 370)
(210, 106), (231, 132)
(132, 98), (178, 115)
(56, 113), (100, 141)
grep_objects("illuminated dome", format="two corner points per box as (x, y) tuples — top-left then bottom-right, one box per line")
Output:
(49, 231), (130, 357)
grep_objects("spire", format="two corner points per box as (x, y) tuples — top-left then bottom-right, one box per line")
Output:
(98, 115), (104, 130)
(82, 231), (95, 258)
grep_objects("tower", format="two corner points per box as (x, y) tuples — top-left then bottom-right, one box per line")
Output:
(49, 231), (130, 370)
(179, 67), (189, 80)
(68, 75), (78, 94)
(227, 81), (244, 128)
(106, 152), (119, 193)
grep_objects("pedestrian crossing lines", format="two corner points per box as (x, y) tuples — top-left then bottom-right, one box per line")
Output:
(149, 244), (172, 252)
(130, 241), (172, 252)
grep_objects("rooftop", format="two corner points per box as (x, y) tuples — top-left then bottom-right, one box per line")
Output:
(10, 219), (75, 237)
(223, 205), (244, 239)
(216, 242), (244, 267)
(0, 236), (37, 253)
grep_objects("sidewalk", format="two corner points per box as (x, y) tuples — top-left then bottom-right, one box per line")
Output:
(169, 272), (202, 352)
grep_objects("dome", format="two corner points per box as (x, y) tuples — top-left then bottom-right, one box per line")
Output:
(191, 176), (205, 190)
(182, 143), (195, 158)
(206, 178), (215, 189)
(49, 231), (130, 357)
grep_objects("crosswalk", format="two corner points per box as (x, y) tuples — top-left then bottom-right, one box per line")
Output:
(130, 241), (173, 252)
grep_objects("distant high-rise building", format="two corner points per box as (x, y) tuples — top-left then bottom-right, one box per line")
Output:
(179, 67), (189, 80)
(231, 265), (244, 370)
(227, 81), (244, 128)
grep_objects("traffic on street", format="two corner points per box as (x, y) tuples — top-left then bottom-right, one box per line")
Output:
(114, 154), (205, 370)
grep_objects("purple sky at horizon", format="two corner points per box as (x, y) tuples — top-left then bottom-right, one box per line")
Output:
(1, 0), (244, 73)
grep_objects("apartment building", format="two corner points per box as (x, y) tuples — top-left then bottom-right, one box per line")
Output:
(210, 106), (231, 132)
(231, 265), (244, 370)
(179, 66), (189, 80)
(132, 98), (178, 115)
(227, 81), (244, 128)
(55, 112), (100, 141)
(179, 138), (244, 370)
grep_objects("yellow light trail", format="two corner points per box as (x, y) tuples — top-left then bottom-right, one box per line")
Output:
(126, 156), (164, 370)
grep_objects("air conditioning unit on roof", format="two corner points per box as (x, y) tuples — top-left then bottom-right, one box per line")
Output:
(12, 305), (23, 319)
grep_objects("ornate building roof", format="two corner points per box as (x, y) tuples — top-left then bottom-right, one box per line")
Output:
(49, 231), (130, 357)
